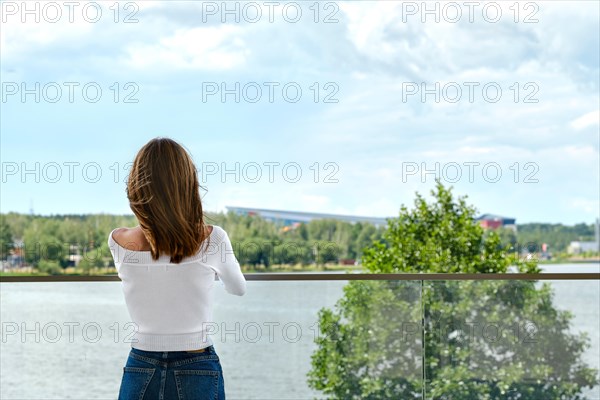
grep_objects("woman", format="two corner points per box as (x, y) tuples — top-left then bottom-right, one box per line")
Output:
(108, 137), (246, 400)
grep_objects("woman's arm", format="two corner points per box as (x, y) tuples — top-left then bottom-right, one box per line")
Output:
(206, 226), (247, 296)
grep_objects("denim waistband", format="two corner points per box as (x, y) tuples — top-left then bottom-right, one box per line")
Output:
(130, 345), (217, 363)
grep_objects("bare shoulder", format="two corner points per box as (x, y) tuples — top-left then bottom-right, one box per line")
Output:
(112, 225), (216, 251)
(110, 227), (127, 243)
(112, 226), (150, 251)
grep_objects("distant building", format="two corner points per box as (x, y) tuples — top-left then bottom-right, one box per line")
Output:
(567, 241), (599, 254)
(227, 207), (520, 232)
(67, 244), (82, 267)
(68, 254), (83, 267)
(226, 206), (389, 227)
(475, 214), (516, 231)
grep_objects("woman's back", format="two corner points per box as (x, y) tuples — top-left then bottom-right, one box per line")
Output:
(113, 137), (244, 399)
(108, 224), (246, 351)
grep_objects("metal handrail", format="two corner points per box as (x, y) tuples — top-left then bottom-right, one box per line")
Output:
(1, 272), (599, 282)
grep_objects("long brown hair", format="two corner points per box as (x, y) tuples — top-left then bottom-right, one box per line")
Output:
(126, 137), (209, 263)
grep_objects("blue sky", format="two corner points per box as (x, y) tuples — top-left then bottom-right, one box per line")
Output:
(1, 1), (598, 224)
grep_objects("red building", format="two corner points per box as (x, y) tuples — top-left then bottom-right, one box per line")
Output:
(476, 214), (516, 230)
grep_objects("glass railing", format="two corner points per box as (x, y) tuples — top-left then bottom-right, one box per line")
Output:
(1, 273), (599, 399)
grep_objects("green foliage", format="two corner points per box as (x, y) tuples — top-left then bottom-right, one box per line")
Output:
(0, 211), (385, 269)
(422, 280), (598, 399)
(78, 251), (106, 274)
(495, 227), (517, 251)
(6, 208), (593, 269)
(37, 260), (63, 275)
(2, 213), (137, 270)
(506, 222), (597, 254)
(0, 215), (14, 259)
(308, 182), (598, 399)
(309, 280), (423, 398)
(360, 183), (538, 274)
(202, 211), (385, 266)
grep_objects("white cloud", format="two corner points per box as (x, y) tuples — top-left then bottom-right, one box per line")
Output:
(0, 9), (94, 61)
(123, 25), (249, 71)
(571, 110), (600, 130)
(570, 198), (600, 214)
(1, 1), (598, 224)
(339, 2), (400, 53)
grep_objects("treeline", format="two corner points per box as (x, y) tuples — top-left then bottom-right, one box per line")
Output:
(495, 222), (598, 253)
(0, 212), (385, 271)
(1, 212), (596, 273)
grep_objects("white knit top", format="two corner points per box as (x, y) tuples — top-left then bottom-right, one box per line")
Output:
(107, 225), (246, 351)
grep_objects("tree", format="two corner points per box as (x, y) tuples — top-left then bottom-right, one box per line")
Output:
(78, 256), (105, 275)
(514, 222), (597, 253)
(23, 219), (68, 268)
(37, 260), (63, 275)
(0, 216), (14, 260)
(308, 182), (598, 399)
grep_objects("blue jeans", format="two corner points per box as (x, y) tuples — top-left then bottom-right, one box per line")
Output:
(118, 345), (226, 400)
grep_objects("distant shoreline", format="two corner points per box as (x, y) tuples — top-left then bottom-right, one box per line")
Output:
(1, 260), (599, 277)
(539, 258), (600, 264)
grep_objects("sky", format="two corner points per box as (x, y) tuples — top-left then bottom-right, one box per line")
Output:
(1, 0), (599, 225)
